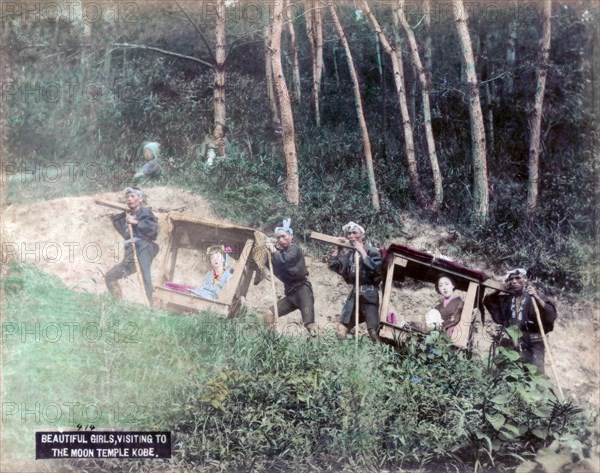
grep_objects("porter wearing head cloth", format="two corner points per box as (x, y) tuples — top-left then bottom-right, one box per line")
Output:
(342, 221), (365, 235)
(274, 218), (293, 236)
(504, 268), (527, 282)
(124, 186), (144, 200)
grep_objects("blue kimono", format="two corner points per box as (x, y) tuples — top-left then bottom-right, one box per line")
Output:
(190, 268), (233, 300)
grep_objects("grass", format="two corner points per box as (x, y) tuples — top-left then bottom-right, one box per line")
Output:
(2, 263), (596, 472)
(1, 263), (228, 464)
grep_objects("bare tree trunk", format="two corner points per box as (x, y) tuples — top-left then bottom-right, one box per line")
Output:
(423, 0), (432, 76)
(271, 2), (300, 205)
(366, 2), (423, 207)
(213, 0), (226, 125)
(527, 0), (552, 218)
(285, 0), (302, 102)
(452, 0), (489, 224)
(264, 23), (281, 130)
(506, 0), (518, 96)
(481, 33), (495, 163)
(305, 0), (323, 126)
(395, 0), (444, 208)
(330, 2), (380, 210)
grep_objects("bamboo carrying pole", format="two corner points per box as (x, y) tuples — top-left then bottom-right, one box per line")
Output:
(127, 221), (150, 307)
(95, 198), (149, 306)
(531, 298), (564, 400)
(267, 250), (279, 326)
(354, 250), (360, 347)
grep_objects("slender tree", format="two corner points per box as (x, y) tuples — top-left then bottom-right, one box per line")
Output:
(213, 0), (226, 124)
(395, 0), (444, 208)
(285, 0), (302, 102)
(329, 2), (380, 210)
(305, 0), (324, 126)
(527, 0), (552, 218)
(264, 23), (281, 130)
(452, 0), (489, 224)
(423, 0), (433, 75)
(271, 1), (300, 205)
(506, 0), (519, 95)
(362, 1), (423, 207)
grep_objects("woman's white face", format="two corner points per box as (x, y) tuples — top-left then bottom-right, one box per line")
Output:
(143, 148), (154, 160)
(209, 253), (224, 270)
(437, 277), (455, 298)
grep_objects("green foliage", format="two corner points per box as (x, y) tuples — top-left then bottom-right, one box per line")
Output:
(3, 4), (596, 288)
(156, 321), (594, 472)
(2, 263), (596, 472)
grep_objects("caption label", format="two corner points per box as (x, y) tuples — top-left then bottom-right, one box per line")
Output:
(36, 431), (171, 459)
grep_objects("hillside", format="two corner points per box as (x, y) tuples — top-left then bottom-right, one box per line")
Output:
(2, 185), (598, 409)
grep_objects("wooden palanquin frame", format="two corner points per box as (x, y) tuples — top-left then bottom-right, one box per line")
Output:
(378, 244), (504, 349)
(152, 212), (263, 317)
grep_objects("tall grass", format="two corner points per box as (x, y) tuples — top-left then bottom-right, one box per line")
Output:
(2, 264), (596, 472)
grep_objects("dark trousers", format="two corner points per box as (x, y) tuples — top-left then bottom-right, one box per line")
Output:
(105, 241), (159, 300)
(273, 283), (315, 326)
(521, 337), (546, 373)
(340, 285), (380, 331)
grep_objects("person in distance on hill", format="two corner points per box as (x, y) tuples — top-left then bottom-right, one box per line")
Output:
(265, 219), (317, 337)
(484, 268), (557, 373)
(105, 187), (159, 303)
(190, 245), (234, 301)
(328, 221), (382, 343)
(201, 123), (228, 166)
(134, 142), (163, 179)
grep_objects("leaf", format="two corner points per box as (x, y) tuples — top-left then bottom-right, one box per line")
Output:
(490, 394), (511, 405)
(485, 412), (506, 431)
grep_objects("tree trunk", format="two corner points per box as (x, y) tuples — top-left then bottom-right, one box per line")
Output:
(423, 0), (433, 76)
(367, 2), (423, 207)
(305, 0), (323, 126)
(452, 0), (489, 224)
(329, 2), (380, 210)
(271, 2), (300, 205)
(285, 0), (302, 102)
(506, 0), (518, 96)
(527, 0), (552, 218)
(264, 23), (281, 130)
(213, 0), (226, 125)
(396, 0), (444, 208)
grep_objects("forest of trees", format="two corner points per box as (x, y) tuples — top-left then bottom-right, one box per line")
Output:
(2, 0), (598, 290)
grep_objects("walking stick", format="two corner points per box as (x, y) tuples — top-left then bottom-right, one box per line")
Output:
(127, 222), (150, 307)
(267, 250), (279, 327)
(532, 298), (564, 400)
(355, 250), (360, 348)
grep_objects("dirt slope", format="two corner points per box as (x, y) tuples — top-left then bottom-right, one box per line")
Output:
(2, 185), (598, 408)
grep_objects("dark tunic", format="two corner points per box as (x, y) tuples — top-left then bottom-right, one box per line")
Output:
(105, 206), (159, 299)
(328, 244), (382, 330)
(484, 290), (557, 372)
(271, 243), (314, 325)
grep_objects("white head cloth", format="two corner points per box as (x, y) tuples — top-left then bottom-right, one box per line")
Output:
(274, 218), (293, 236)
(342, 221), (365, 235)
(124, 187), (144, 200)
(504, 268), (527, 282)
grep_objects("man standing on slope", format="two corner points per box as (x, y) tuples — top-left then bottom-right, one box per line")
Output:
(105, 187), (159, 303)
(328, 221), (382, 343)
(484, 268), (557, 373)
(265, 219), (317, 337)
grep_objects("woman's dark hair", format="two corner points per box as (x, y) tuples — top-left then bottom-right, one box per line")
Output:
(435, 273), (457, 294)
